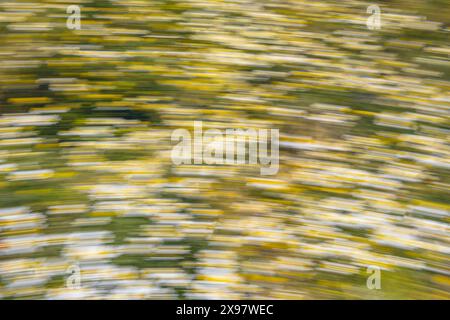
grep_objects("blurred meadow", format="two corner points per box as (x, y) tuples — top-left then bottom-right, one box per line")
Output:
(0, 0), (449, 299)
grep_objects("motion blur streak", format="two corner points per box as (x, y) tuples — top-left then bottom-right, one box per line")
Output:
(0, 0), (449, 299)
